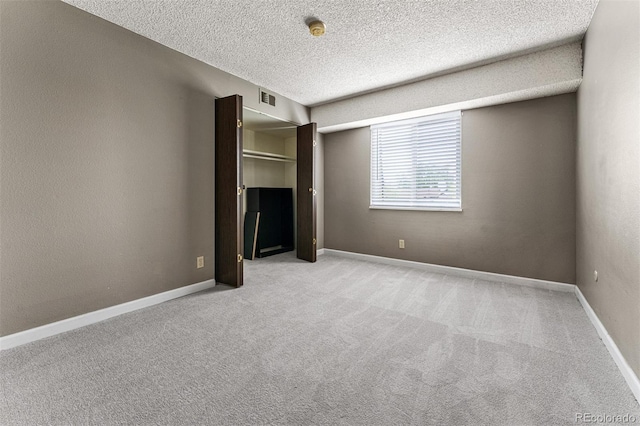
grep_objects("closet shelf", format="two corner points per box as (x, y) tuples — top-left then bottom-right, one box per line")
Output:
(243, 149), (296, 163)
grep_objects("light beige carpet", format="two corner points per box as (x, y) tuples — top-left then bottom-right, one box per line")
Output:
(1, 252), (638, 425)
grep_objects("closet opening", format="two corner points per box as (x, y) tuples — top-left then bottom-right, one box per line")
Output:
(215, 95), (316, 287)
(242, 107), (298, 261)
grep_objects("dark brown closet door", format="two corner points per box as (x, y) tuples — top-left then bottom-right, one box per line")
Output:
(215, 95), (243, 287)
(297, 123), (317, 262)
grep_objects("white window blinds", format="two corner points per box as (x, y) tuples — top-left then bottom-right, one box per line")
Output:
(370, 111), (462, 211)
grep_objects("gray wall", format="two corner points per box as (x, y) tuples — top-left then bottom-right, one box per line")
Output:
(0, 1), (309, 336)
(324, 94), (576, 283)
(577, 0), (640, 376)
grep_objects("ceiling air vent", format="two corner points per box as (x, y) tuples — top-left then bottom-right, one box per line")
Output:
(259, 89), (276, 107)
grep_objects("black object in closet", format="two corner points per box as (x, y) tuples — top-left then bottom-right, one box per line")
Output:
(246, 188), (294, 258)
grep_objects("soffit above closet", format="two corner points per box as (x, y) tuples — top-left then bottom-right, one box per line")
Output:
(243, 108), (297, 139)
(62, 0), (598, 107)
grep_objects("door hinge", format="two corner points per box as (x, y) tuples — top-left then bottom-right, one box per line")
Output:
(237, 187), (243, 195)
(237, 120), (243, 128)
(237, 254), (243, 262)
(312, 238), (317, 245)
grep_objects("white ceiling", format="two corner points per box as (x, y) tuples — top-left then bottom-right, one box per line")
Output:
(243, 107), (297, 139)
(62, 0), (599, 107)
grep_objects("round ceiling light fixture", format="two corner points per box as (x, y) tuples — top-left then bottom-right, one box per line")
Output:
(308, 20), (326, 37)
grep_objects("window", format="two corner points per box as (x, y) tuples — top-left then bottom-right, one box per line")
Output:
(370, 111), (462, 211)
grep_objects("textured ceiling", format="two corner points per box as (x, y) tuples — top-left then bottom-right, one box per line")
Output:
(62, 0), (599, 106)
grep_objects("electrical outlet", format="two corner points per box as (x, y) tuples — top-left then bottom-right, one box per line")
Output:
(197, 256), (204, 269)
(399, 239), (405, 249)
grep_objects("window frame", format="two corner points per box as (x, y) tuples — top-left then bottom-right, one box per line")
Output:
(369, 111), (463, 212)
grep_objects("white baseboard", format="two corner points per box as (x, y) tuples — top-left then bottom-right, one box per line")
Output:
(323, 248), (639, 404)
(575, 287), (640, 403)
(0, 279), (216, 351)
(323, 249), (575, 292)
(317, 248), (325, 256)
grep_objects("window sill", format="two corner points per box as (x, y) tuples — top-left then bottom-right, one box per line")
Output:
(369, 205), (463, 212)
